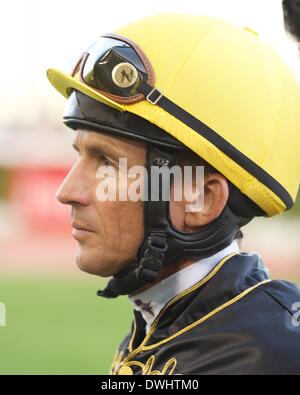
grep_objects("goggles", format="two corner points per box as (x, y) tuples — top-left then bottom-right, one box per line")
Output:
(70, 34), (158, 105)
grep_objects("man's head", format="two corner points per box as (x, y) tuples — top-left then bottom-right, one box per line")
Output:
(48, 14), (300, 297)
(56, 128), (230, 277)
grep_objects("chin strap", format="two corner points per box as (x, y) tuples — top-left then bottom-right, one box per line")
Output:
(97, 145), (251, 299)
(97, 234), (168, 298)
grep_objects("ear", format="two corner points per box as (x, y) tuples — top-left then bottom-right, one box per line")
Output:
(184, 173), (229, 230)
(169, 173), (229, 233)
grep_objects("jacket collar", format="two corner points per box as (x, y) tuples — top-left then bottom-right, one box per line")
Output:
(129, 241), (240, 333)
(129, 251), (270, 351)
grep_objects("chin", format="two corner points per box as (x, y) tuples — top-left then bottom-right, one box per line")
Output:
(75, 248), (115, 277)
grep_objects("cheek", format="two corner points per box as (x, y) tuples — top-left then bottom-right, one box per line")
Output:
(169, 183), (186, 232)
(94, 200), (118, 240)
(169, 199), (186, 231)
(93, 195), (144, 249)
(120, 200), (144, 243)
(94, 169), (144, 241)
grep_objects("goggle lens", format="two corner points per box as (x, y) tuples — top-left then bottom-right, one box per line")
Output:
(73, 36), (149, 99)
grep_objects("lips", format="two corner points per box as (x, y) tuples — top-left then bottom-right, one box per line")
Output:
(72, 223), (94, 232)
(71, 222), (95, 240)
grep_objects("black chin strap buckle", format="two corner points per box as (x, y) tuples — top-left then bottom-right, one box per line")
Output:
(136, 234), (168, 284)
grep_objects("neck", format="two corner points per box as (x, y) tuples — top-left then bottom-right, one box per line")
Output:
(130, 257), (198, 297)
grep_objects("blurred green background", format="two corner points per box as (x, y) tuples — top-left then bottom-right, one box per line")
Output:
(0, 275), (132, 374)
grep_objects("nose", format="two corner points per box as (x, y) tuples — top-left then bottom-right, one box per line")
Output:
(56, 160), (90, 206)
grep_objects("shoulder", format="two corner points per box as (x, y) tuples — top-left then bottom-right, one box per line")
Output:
(223, 278), (300, 374)
(258, 278), (300, 314)
(181, 274), (300, 374)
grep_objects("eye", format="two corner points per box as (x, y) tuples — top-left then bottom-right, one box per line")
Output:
(100, 155), (113, 167)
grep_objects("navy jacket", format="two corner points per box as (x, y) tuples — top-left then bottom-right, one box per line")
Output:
(110, 253), (300, 375)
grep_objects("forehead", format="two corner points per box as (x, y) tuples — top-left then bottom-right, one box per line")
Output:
(73, 129), (146, 156)
(74, 129), (120, 147)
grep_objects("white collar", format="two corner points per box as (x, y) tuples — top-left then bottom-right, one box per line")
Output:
(129, 240), (240, 333)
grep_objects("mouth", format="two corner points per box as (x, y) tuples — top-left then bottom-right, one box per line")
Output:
(71, 223), (95, 240)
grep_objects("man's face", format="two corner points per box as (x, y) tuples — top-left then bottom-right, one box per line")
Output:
(56, 129), (146, 277)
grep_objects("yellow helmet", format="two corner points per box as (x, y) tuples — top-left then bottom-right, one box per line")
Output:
(47, 13), (300, 217)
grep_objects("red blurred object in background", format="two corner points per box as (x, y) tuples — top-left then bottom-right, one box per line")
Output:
(9, 166), (71, 234)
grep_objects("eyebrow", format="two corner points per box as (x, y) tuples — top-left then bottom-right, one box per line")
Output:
(72, 140), (120, 159)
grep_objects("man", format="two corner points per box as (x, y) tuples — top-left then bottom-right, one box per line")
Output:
(47, 14), (300, 374)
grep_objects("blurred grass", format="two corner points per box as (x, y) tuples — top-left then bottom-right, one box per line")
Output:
(0, 272), (299, 375)
(0, 275), (132, 374)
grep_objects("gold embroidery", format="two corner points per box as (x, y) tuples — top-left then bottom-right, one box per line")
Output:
(121, 279), (270, 365)
(125, 252), (237, 359)
(110, 253), (270, 375)
(142, 279), (271, 350)
(111, 353), (177, 375)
